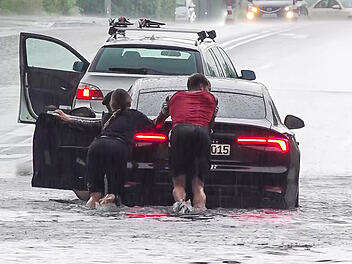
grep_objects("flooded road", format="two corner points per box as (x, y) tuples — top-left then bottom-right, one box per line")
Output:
(0, 17), (351, 263)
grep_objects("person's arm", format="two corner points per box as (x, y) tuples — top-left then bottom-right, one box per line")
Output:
(54, 109), (102, 134)
(154, 97), (170, 128)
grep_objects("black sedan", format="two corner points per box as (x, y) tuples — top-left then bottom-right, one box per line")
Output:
(32, 77), (304, 209)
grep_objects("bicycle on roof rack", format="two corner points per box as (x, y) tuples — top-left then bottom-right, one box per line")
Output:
(107, 16), (217, 46)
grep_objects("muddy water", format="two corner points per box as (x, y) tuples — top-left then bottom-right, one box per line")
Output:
(0, 174), (351, 263)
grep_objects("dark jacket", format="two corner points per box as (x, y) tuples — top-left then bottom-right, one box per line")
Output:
(69, 109), (154, 146)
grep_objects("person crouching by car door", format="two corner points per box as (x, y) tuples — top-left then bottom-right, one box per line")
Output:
(55, 89), (155, 209)
(155, 74), (218, 214)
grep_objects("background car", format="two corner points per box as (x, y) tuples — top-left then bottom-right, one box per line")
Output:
(247, 0), (309, 20)
(309, 0), (352, 19)
(18, 23), (255, 124)
(31, 76), (304, 209)
(175, 0), (196, 23)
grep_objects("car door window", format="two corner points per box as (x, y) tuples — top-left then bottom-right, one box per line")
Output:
(218, 47), (238, 78)
(328, 0), (341, 7)
(205, 50), (220, 77)
(314, 0), (329, 8)
(26, 38), (82, 72)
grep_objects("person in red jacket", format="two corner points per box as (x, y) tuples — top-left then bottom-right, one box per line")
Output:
(156, 74), (217, 213)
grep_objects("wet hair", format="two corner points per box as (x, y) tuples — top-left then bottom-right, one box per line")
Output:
(187, 73), (211, 91)
(110, 89), (131, 112)
(103, 89), (131, 130)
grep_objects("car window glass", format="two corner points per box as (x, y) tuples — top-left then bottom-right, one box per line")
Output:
(340, 0), (352, 7)
(205, 50), (220, 77)
(270, 100), (282, 124)
(137, 90), (265, 119)
(218, 48), (238, 78)
(328, 0), (340, 7)
(92, 47), (199, 75)
(314, 0), (329, 8)
(26, 38), (81, 71)
(212, 47), (236, 78)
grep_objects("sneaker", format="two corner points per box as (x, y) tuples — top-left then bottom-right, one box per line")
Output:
(172, 200), (193, 214)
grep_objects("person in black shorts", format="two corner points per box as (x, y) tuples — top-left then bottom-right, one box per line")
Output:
(156, 74), (217, 213)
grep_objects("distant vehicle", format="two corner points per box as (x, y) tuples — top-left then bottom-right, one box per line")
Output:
(309, 0), (352, 19)
(247, 0), (309, 20)
(18, 18), (255, 124)
(32, 76), (305, 209)
(175, 0), (196, 23)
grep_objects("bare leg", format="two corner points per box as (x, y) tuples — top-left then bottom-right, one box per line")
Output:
(172, 174), (186, 202)
(86, 192), (103, 209)
(192, 177), (206, 209)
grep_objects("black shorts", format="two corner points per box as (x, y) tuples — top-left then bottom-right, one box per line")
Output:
(86, 138), (129, 195)
(169, 124), (211, 182)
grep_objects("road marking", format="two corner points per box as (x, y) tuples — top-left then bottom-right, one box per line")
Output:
(221, 33), (260, 48)
(222, 28), (291, 51)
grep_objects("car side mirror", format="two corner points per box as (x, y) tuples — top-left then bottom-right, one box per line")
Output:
(241, 70), (256, 81)
(73, 61), (84, 72)
(284, 115), (305, 130)
(332, 4), (341, 9)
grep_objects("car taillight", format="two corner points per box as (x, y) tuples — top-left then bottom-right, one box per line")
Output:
(76, 83), (104, 101)
(237, 137), (289, 153)
(134, 133), (167, 142)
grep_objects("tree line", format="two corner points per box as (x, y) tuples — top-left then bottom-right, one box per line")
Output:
(0, 0), (175, 19)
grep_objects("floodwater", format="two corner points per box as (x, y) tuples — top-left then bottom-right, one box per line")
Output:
(0, 17), (351, 263)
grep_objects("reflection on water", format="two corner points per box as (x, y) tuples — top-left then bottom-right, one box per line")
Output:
(0, 174), (351, 263)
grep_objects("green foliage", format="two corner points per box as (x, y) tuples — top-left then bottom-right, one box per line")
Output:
(42, 0), (78, 15)
(76, 0), (105, 15)
(111, 0), (175, 19)
(0, 0), (175, 18)
(0, 0), (43, 14)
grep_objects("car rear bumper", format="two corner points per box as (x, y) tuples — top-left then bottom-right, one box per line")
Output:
(124, 161), (295, 209)
(127, 161), (288, 174)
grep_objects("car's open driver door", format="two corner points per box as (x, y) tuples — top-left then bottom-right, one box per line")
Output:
(18, 32), (89, 123)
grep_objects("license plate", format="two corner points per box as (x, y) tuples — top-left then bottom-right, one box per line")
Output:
(211, 144), (231, 156)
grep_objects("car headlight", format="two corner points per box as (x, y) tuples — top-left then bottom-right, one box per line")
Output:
(247, 12), (255, 20)
(286, 10), (294, 19)
(251, 6), (259, 13)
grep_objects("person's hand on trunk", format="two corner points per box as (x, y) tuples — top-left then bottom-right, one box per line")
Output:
(54, 109), (72, 122)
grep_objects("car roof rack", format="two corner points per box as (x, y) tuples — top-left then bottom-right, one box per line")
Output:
(107, 17), (216, 45)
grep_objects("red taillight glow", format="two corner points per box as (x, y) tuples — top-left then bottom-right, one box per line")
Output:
(237, 137), (289, 153)
(134, 133), (167, 142)
(76, 85), (104, 101)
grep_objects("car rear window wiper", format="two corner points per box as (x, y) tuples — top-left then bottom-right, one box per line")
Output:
(108, 67), (169, 75)
(108, 67), (165, 74)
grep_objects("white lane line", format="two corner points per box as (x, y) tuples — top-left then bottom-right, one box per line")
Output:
(221, 33), (260, 48)
(223, 28), (291, 51)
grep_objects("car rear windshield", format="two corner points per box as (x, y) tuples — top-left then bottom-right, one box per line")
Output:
(137, 91), (266, 119)
(91, 46), (200, 75)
